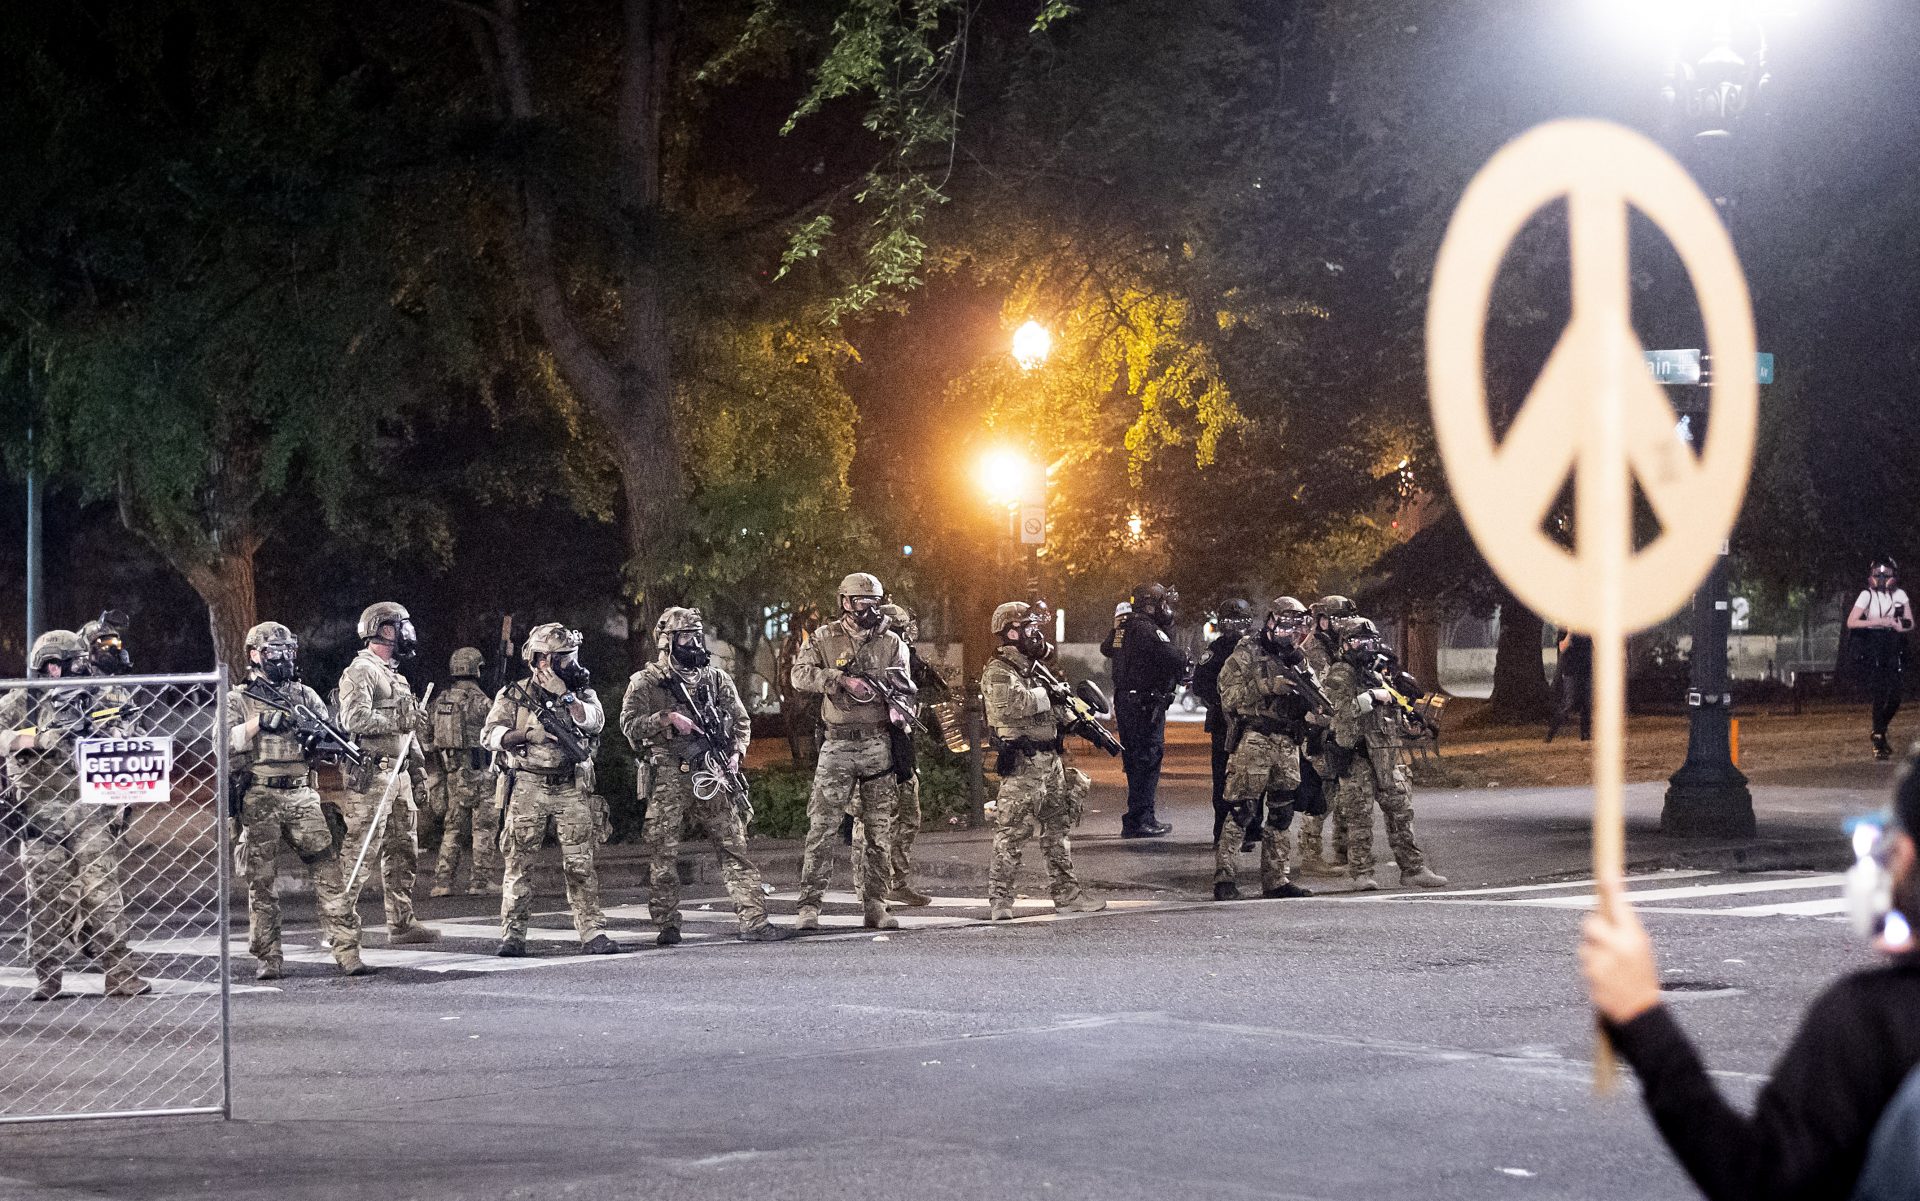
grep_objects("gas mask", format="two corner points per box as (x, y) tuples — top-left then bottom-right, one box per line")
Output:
(1261, 617), (1299, 654)
(1016, 624), (1052, 661)
(544, 652), (592, 694)
(391, 619), (419, 660)
(671, 631), (711, 670)
(1845, 816), (1914, 950)
(1871, 568), (1898, 593)
(259, 644), (300, 685)
(90, 633), (132, 676)
(847, 597), (886, 631)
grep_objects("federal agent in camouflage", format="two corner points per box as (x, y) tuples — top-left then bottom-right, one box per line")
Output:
(336, 600), (437, 943)
(788, 572), (916, 930)
(1323, 620), (1447, 890)
(483, 623), (619, 956)
(1294, 595), (1357, 873)
(225, 622), (366, 979)
(980, 602), (1105, 920)
(1212, 599), (1319, 900)
(1, 631), (151, 1000)
(429, 647), (499, 897)
(620, 608), (787, 945)
(852, 601), (937, 907)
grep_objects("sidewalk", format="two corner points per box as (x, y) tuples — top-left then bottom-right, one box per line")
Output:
(589, 722), (1879, 899)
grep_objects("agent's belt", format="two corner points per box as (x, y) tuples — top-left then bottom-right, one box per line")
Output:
(519, 767), (574, 784)
(825, 725), (889, 741)
(256, 774), (307, 790)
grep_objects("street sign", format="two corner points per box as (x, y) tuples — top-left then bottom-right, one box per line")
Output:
(1644, 348), (1702, 385)
(1018, 504), (1046, 546)
(1644, 349), (1774, 386)
(1428, 121), (1757, 1092)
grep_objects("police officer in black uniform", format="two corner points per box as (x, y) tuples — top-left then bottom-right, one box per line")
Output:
(1110, 582), (1190, 838)
(1192, 600), (1252, 841)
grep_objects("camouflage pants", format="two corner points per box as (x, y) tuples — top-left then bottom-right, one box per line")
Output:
(20, 821), (131, 970)
(1334, 745), (1426, 876)
(499, 777), (605, 942)
(799, 734), (897, 909)
(432, 757), (501, 894)
(1295, 811), (1348, 863)
(240, 785), (360, 961)
(1216, 730), (1300, 890)
(642, 758), (768, 932)
(988, 751), (1088, 910)
(341, 764), (419, 932)
(852, 772), (922, 897)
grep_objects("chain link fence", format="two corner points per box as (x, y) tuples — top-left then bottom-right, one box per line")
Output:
(0, 670), (231, 1124)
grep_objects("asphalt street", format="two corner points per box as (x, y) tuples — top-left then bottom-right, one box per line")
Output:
(0, 725), (1895, 1201)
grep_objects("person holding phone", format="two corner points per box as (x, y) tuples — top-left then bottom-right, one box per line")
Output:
(1849, 558), (1914, 761)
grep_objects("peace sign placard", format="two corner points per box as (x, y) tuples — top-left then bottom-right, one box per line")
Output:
(1428, 120), (1757, 635)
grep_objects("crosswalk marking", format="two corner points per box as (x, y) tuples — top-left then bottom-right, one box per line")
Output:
(1343, 870), (1847, 922)
(1720, 897), (1850, 917)
(1514, 874), (1846, 909)
(1340, 869), (1716, 901)
(0, 967), (277, 996)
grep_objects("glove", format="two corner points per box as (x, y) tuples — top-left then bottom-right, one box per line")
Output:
(260, 709), (294, 734)
(664, 711), (697, 736)
(841, 675), (876, 703)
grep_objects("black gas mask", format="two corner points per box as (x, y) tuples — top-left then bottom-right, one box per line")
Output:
(1261, 616), (1300, 654)
(1343, 636), (1387, 668)
(847, 596), (886, 630)
(390, 619), (419, 660)
(259, 644), (300, 685)
(90, 632), (131, 675)
(1872, 564), (1899, 592)
(671, 631), (711, 669)
(550, 652), (592, 692)
(1016, 623), (1052, 661)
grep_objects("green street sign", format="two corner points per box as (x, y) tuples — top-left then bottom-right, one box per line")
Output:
(1643, 349), (1775, 386)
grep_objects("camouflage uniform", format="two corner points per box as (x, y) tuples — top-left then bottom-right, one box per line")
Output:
(1214, 635), (1315, 894)
(620, 660), (769, 935)
(484, 679), (609, 946)
(981, 645), (1092, 914)
(430, 656), (498, 896)
(226, 673), (363, 974)
(1295, 622), (1348, 867)
(1, 674), (147, 999)
(1323, 658), (1429, 879)
(789, 591), (915, 923)
(337, 646), (428, 932)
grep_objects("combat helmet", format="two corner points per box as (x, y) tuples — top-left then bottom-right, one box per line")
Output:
(838, 572), (884, 601)
(449, 647), (485, 678)
(991, 601), (1037, 638)
(356, 601), (411, 641)
(1313, 595), (1358, 620)
(28, 630), (86, 673)
(520, 622), (583, 663)
(245, 622), (298, 652)
(653, 607), (704, 653)
(880, 602), (917, 642)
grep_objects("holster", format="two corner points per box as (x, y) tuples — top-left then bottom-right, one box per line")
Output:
(343, 756), (375, 794)
(320, 800), (347, 853)
(887, 724), (917, 784)
(1324, 738), (1357, 780)
(227, 770), (251, 821)
(1224, 719), (1247, 756)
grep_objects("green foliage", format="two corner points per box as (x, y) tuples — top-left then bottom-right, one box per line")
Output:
(746, 731), (978, 840)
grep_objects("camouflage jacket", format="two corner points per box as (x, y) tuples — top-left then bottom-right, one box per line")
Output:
(1218, 636), (1318, 728)
(1323, 660), (1402, 751)
(337, 648), (424, 761)
(429, 678), (491, 752)
(226, 676), (329, 778)
(789, 619), (914, 728)
(482, 682), (605, 775)
(981, 647), (1057, 742)
(2, 686), (102, 840)
(619, 661), (750, 761)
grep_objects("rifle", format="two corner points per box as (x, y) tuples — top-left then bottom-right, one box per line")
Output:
(1269, 647), (1333, 720)
(345, 683), (434, 896)
(1359, 654), (1432, 735)
(1030, 662), (1124, 757)
(489, 615), (514, 696)
(662, 672), (752, 823)
(243, 680), (365, 766)
(844, 668), (918, 730)
(13, 702), (147, 745)
(512, 683), (594, 765)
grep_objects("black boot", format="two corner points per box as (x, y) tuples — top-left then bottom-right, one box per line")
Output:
(655, 926), (682, 947)
(1212, 880), (1240, 901)
(1261, 882), (1314, 899)
(582, 934), (622, 955)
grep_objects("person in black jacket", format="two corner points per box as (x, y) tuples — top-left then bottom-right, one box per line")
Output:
(1581, 749), (1920, 1201)
(1110, 582), (1190, 838)
(1193, 600), (1254, 841)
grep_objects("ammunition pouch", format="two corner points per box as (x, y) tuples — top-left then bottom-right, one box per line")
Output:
(343, 756), (376, 794)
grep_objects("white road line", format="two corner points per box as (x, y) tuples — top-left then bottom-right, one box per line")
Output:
(1719, 897), (1850, 917)
(0, 968), (277, 996)
(1516, 875), (1844, 908)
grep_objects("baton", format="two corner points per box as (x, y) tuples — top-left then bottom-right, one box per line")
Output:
(345, 683), (434, 896)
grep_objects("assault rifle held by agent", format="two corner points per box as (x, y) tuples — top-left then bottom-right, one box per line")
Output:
(664, 674), (752, 823)
(843, 667), (920, 784)
(509, 682), (595, 765)
(1031, 662), (1124, 757)
(241, 679), (366, 767)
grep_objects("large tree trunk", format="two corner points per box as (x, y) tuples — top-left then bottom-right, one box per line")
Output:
(181, 543), (259, 673)
(1399, 603), (1442, 698)
(1485, 588), (1551, 722)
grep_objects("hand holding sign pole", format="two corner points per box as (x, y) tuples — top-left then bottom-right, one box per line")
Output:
(1427, 120), (1757, 1090)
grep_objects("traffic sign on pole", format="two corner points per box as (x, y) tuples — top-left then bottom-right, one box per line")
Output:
(1018, 505), (1046, 546)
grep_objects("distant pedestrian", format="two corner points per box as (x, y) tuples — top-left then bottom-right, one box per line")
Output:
(1545, 628), (1592, 744)
(1848, 558), (1913, 761)
(1581, 748), (1920, 1200)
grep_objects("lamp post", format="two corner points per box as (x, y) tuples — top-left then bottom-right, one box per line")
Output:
(1638, 2), (1776, 836)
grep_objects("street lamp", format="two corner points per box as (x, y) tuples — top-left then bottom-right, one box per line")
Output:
(1011, 320), (1052, 371)
(975, 447), (1037, 510)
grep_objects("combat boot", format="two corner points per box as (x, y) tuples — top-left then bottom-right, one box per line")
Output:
(1401, 866), (1449, 889)
(1261, 882), (1314, 899)
(1348, 872), (1379, 892)
(863, 905), (900, 931)
(582, 934), (622, 954)
(254, 955), (284, 982)
(103, 960), (153, 998)
(1295, 853), (1335, 876)
(793, 906), (821, 931)
(29, 964), (63, 1002)
(988, 905), (1015, 921)
(467, 884), (499, 897)
(429, 883), (454, 898)
(655, 926), (682, 947)
(389, 922), (441, 945)
(335, 947), (371, 976)
(887, 884), (933, 907)
(1056, 895), (1107, 914)
(738, 924), (794, 943)
(496, 936), (527, 958)
(1212, 880), (1241, 901)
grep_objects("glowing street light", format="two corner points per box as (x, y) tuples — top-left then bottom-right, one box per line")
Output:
(1011, 320), (1052, 371)
(976, 447), (1037, 509)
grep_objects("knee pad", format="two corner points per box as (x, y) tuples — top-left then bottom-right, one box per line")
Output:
(1225, 799), (1257, 828)
(1267, 790), (1298, 830)
(295, 843), (337, 866)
